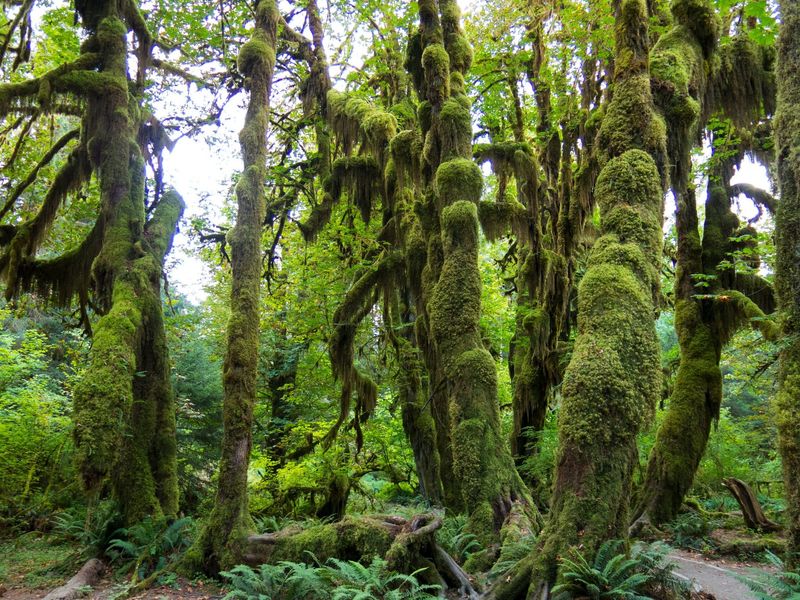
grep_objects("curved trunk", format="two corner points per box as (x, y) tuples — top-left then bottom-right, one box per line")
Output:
(775, 0), (800, 568)
(412, 0), (531, 543)
(184, 0), (278, 574)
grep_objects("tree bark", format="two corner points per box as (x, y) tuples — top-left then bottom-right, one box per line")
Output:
(775, 0), (800, 568)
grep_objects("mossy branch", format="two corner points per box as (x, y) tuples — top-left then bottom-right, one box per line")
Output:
(0, 53), (101, 115)
(731, 182), (777, 215)
(0, 128), (81, 222)
(717, 289), (779, 340)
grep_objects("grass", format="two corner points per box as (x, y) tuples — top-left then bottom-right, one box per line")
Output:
(0, 534), (76, 590)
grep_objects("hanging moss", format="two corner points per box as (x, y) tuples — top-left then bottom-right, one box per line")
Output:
(711, 34), (776, 128)
(477, 200), (527, 241)
(329, 156), (382, 223)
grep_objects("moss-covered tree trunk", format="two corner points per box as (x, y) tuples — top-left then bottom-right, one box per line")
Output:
(62, 1), (184, 524)
(775, 0), (800, 568)
(495, 0), (668, 594)
(185, 0), (278, 574)
(412, 0), (530, 543)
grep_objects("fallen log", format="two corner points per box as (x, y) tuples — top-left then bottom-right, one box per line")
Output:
(244, 513), (479, 598)
(42, 558), (104, 600)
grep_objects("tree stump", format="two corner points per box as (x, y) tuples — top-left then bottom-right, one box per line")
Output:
(722, 477), (781, 532)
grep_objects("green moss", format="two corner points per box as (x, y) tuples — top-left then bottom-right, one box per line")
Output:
(445, 33), (473, 74)
(417, 100), (432, 132)
(670, 0), (719, 57)
(439, 98), (472, 160)
(421, 44), (450, 104)
(435, 158), (482, 206)
(238, 37), (276, 78)
(477, 200), (527, 241)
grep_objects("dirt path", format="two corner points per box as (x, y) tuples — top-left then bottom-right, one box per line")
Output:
(670, 549), (769, 600)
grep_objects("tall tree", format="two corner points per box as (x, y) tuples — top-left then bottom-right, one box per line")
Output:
(0, 0), (184, 524)
(184, 0), (279, 574)
(775, 0), (800, 568)
(496, 0), (667, 594)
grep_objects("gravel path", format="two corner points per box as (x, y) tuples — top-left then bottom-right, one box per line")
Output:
(670, 550), (768, 600)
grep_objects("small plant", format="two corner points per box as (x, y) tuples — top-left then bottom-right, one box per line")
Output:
(221, 556), (440, 600)
(53, 501), (122, 559)
(551, 539), (688, 600)
(435, 515), (481, 563)
(106, 516), (194, 582)
(738, 551), (800, 599)
(665, 512), (712, 551)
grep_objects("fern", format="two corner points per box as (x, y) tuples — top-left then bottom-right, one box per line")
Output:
(221, 556), (439, 600)
(737, 551), (800, 600)
(221, 563), (292, 600)
(435, 515), (482, 563)
(105, 516), (195, 581)
(489, 532), (537, 580)
(551, 539), (685, 600)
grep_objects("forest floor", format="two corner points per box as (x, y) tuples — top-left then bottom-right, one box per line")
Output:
(669, 548), (774, 600)
(0, 531), (778, 600)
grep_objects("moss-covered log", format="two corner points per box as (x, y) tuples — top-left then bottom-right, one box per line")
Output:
(775, 0), (800, 568)
(244, 514), (478, 595)
(183, 0), (278, 574)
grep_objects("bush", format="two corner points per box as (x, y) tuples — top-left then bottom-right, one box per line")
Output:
(551, 540), (689, 600)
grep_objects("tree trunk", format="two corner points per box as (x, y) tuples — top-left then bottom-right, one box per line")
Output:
(184, 0), (278, 574)
(68, 3), (184, 524)
(775, 0), (800, 568)
(517, 0), (667, 592)
(413, 0), (532, 543)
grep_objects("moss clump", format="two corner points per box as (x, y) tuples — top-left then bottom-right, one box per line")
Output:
(670, 0), (719, 58)
(421, 44), (450, 104)
(238, 37), (276, 78)
(439, 98), (472, 160)
(435, 158), (482, 206)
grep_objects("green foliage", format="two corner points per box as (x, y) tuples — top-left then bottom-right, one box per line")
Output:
(52, 500), (122, 560)
(737, 551), (800, 599)
(435, 515), (481, 563)
(664, 512), (715, 551)
(106, 516), (195, 581)
(551, 540), (688, 600)
(220, 556), (440, 600)
(0, 305), (84, 531)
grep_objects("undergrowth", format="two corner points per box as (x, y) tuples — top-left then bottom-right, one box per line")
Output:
(221, 554), (440, 600)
